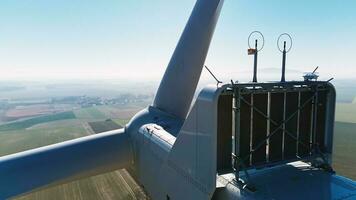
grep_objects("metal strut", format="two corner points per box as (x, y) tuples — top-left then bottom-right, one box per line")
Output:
(231, 80), (256, 191)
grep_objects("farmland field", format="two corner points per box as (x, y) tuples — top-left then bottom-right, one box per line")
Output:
(16, 170), (146, 200)
(88, 119), (123, 133)
(0, 107), (148, 200)
(74, 107), (107, 120)
(333, 121), (356, 179)
(113, 119), (131, 127)
(332, 102), (356, 179)
(4, 104), (73, 121)
(0, 111), (76, 131)
(97, 105), (142, 119)
(0, 119), (87, 156)
(335, 102), (356, 123)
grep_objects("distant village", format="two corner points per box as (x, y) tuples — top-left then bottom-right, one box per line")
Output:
(0, 94), (152, 109)
(0, 94), (152, 122)
(51, 94), (152, 107)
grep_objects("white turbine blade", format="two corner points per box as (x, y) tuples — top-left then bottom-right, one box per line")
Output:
(0, 129), (132, 199)
(153, 0), (224, 119)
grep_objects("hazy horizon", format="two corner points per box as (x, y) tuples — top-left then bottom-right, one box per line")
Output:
(0, 0), (355, 81)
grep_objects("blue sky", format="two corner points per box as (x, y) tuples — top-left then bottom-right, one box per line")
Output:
(0, 0), (355, 82)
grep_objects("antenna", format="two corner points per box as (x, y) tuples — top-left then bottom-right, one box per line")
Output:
(253, 39), (258, 82)
(248, 31), (264, 83)
(281, 41), (286, 82)
(326, 77), (334, 82)
(277, 33), (292, 82)
(312, 66), (319, 74)
(204, 65), (222, 85)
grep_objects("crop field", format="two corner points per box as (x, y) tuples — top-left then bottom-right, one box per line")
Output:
(97, 105), (142, 120)
(74, 107), (107, 120)
(0, 111), (76, 131)
(113, 119), (131, 127)
(331, 102), (356, 179)
(0, 107), (147, 200)
(16, 170), (147, 200)
(0, 119), (88, 157)
(75, 105), (138, 127)
(335, 102), (356, 123)
(333, 121), (356, 179)
(4, 104), (65, 120)
(88, 119), (123, 133)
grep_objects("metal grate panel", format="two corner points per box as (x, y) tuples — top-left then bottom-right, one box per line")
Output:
(298, 91), (314, 157)
(284, 92), (299, 159)
(269, 93), (285, 162)
(251, 94), (268, 165)
(218, 81), (334, 174)
(239, 94), (252, 167)
(217, 94), (233, 172)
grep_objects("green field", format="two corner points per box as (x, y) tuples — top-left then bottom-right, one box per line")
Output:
(336, 103), (356, 123)
(76, 105), (138, 127)
(97, 105), (142, 119)
(16, 170), (146, 200)
(333, 121), (356, 179)
(88, 119), (122, 133)
(74, 107), (107, 120)
(113, 119), (131, 127)
(0, 111), (76, 131)
(333, 101), (356, 180)
(332, 102), (356, 179)
(0, 107), (147, 200)
(0, 119), (88, 156)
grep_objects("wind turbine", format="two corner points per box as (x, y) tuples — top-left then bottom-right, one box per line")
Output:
(0, 0), (355, 199)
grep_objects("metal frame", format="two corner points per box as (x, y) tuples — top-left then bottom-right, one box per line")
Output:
(228, 81), (334, 189)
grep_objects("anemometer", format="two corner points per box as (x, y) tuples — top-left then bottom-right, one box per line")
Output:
(248, 31), (265, 82)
